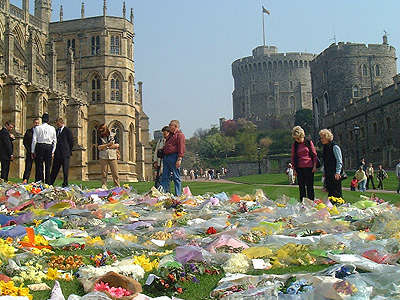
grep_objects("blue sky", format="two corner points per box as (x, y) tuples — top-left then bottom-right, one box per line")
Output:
(13, 0), (400, 137)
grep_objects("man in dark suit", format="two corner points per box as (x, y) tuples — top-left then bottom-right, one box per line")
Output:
(0, 121), (15, 181)
(50, 118), (73, 187)
(22, 118), (40, 184)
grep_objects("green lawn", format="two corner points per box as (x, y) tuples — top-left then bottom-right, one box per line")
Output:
(11, 177), (400, 204)
(230, 171), (399, 191)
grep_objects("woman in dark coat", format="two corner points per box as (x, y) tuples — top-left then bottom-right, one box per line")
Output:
(319, 129), (343, 198)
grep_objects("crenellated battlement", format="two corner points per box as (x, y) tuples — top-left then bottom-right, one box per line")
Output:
(314, 41), (396, 62)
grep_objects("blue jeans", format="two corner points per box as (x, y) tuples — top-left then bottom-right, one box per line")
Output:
(161, 153), (182, 196)
(358, 180), (366, 192)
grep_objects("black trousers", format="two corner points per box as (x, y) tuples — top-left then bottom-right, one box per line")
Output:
(50, 156), (70, 186)
(297, 167), (315, 201)
(35, 143), (53, 184)
(23, 154), (34, 181)
(366, 175), (375, 189)
(377, 178), (384, 189)
(0, 160), (10, 181)
(325, 174), (342, 198)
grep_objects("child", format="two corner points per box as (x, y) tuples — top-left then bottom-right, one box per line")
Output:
(286, 163), (295, 185)
(350, 176), (358, 191)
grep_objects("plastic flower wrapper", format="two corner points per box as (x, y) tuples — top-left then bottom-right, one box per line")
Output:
(270, 243), (316, 268)
(223, 253), (250, 273)
(278, 276), (313, 295)
(242, 247), (273, 259)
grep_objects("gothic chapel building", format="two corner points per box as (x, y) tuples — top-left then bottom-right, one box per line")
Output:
(0, 0), (152, 181)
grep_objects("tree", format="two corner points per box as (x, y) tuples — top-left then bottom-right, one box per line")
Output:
(221, 120), (238, 137)
(294, 109), (313, 134)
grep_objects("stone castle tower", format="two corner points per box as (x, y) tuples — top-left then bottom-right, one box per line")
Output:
(0, 0), (152, 181)
(232, 45), (315, 129)
(311, 36), (397, 131)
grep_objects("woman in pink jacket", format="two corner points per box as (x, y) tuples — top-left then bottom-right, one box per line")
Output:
(291, 126), (318, 201)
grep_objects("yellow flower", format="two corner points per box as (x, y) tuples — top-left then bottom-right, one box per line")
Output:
(33, 219), (42, 227)
(85, 236), (104, 246)
(0, 239), (16, 260)
(5, 237), (13, 244)
(133, 254), (159, 272)
(165, 220), (173, 228)
(46, 268), (61, 280)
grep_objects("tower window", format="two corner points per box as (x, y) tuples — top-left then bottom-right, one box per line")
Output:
(91, 75), (101, 102)
(111, 73), (122, 101)
(91, 36), (100, 55)
(110, 35), (120, 55)
(290, 81), (293, 89)
(67, 39), (75, 54)
(362, 64), (368, 76)
(352, 85), (359, 98)
(375, 64), (381, 76)
(91, 129), (99, 160)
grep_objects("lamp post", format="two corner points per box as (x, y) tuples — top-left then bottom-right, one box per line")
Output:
(353, 124), (360, 168)
(257, 146), (261, 174)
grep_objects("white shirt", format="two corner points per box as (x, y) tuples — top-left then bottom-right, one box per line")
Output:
(32, 123), (57, 154)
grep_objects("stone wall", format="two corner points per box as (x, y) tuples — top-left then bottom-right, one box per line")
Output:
(314, 76), (400, 169)
(311, 39), (397, 128)
(311, 38), (399, 169)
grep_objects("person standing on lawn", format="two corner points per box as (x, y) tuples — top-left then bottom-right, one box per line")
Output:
(153, 126), (170, 189)
(32, 113), (57, 184)
(161, 120), (185, 196)
(366, 163), (376, 190)
(376, 165), (388, 190)
(97, 124), (120, 189)
(22, 118), (40, 184)
(396, 159), (400, 194)
(291, 126), (318, 201)
(0, 121), (15, 181)
(355, 166), (367, 192)
(49, 118), (74, 187)
(319, 129), (343, 198)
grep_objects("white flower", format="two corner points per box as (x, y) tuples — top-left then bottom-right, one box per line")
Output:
(223, 253), (250, 274)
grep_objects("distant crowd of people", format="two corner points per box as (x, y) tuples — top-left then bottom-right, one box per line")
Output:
(287, 125), (400, 197)
(181, 167), (227, 181)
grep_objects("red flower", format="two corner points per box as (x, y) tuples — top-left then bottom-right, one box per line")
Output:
(176, 287), (183, 294)
(168, 274), (175, 281)
(165, 283), (170, 289)
(206, 227), (217, 234)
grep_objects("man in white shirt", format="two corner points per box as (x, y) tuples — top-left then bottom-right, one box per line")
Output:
(31, 113), (57, 184)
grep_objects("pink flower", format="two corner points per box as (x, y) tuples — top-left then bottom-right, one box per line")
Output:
(94, 281), (109, 292)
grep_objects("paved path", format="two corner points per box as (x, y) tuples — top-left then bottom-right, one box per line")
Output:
(183, 178), (399, 194)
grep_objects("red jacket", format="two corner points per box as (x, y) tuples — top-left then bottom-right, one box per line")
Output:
(163, 130), (185, 158)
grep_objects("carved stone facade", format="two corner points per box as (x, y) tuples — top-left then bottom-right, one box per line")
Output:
(0, 0), (152, 181)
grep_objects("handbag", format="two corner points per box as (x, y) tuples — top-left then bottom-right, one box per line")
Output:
(340, 169), (348, 181)
(315, 157), (321, 169)
(157, 149), (164, 158)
